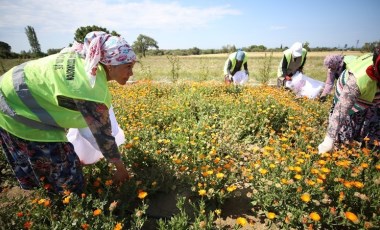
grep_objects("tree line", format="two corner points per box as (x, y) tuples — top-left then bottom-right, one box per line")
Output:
(0, 25), (378, 59)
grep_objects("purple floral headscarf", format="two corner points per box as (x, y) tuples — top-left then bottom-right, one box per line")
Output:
(67, 31), (136, 87)
(323, 54), (344, 71)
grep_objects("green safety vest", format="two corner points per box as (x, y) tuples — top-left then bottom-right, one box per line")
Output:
(223, 51), (248, 75)
(0, 52), (112, 142)
(277, 48), (307, 77)
(334, 53), (379, 114)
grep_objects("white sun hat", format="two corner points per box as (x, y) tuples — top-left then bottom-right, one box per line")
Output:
(291, 42), (303, 57)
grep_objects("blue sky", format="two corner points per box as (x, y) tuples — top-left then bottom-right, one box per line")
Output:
(0, 0), (379, 53)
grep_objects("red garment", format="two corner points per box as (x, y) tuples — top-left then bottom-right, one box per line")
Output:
(366, 55), (380, 81)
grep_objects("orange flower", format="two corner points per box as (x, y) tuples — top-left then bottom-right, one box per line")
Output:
(81, 223), (90, 230)
(93, 208), (102, 216)
(114, 222), (123, 230)
(236, 217), (248, 226)
(24, 221), (32, 229)
(17, 212), (23, 217)
(301, 193), (311, 203)
(345, 212), (359, 224)
(105, 180), (113, 186)
(44, 199), (51, 207)
(353, 181), (364, 189)
(138, 190), (148, 199)
(309, 212), (321, 221)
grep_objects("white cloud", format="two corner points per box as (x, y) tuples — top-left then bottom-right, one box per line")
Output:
(0, 0), (240, 32)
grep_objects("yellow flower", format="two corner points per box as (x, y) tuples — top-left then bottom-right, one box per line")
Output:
(138, 190), (148, 199)
(294, 166), (302, 173)
(227, 185), (237, 192)
(215, 209), (221, 215)
(294, 174), (302, 180)
(321, 167), (331, 173)
(216, 173), (224, 179)
(259, 168), (268, 175)
(198, 189), (207, 196)
(93, 208), (102, 216)
(267, 212), (276, 219)
(37, 198), (46, 205)
(236, 217), (247, 226)
(62, 196), (70, 204)
(345, 211), (359, 224)
(301, 193), (311, 203)
(309, 212), (321, 221)
(375, 164), (380, 170)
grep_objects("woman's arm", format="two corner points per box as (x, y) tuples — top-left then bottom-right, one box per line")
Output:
(74, 99), (129, 183)
(327, 73), (361, 139)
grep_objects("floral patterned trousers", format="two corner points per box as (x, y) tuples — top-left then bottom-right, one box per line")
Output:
(0, 128), (84, 194)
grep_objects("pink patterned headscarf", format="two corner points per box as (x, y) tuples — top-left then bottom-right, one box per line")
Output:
(68, 31), (136, 87)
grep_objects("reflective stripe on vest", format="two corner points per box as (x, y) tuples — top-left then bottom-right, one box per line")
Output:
(0, 63), (64, 131)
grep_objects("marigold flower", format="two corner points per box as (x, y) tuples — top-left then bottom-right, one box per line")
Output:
(114, 222), (123, 230)
(38, 198), (46, 205)
(345, 211), (359, 224)
(301, 193), (311, 203)
(236, 217), (248, 226)
(376, 164), (380, 170)
(353, 181), (364, 189)
(44, 199), (51, 207)
(93, 208), (102, 216)
(259, 168), (268, 174)
(81, 223), (90, 230)
(105, 180), (113, 186)
(216, 173), (224, 179)
(198, 189), (207, 196)
(17, 212), (23, 217)
(294, 174), (302, 180)
(321, 167), (331, 173)
(24, 221), (32, 229)
(267, 212), (276, 219)
(215, 209), (221, 215)
(227, 185), (237, 192)
(63, 196), (70, 204)
(309, 212), (321, 221)
(138, 190), (148, 199)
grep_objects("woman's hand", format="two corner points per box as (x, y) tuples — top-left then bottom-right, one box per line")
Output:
(112, 159), (130, 185)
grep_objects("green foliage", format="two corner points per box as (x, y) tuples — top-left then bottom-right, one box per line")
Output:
(25, 26), (43, 57)
(257, 52), (274, 85)
(74, 25), (120, 43)
(166, 54), (180, 82)
(132, 34), (159, 58)
(0, 41), (11, 58)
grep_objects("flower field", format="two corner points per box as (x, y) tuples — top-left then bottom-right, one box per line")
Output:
(1, 80), (379, 229)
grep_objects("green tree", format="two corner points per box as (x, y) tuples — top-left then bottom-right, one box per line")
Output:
(74, 25), (120, 43)
(25, 26), (43, 57)
(0, 41), (11, 58)
(132, 34), (159, 58)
